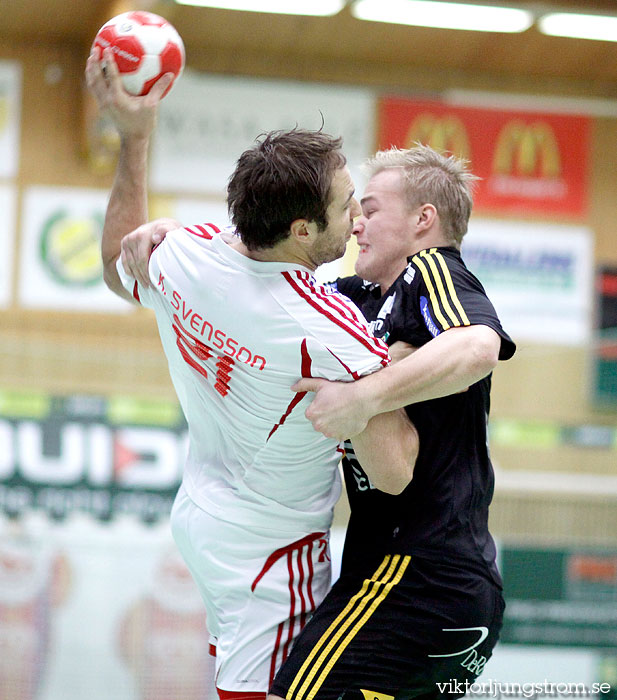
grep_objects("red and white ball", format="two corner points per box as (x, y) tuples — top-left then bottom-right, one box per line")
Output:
(92, 11), (185, 98)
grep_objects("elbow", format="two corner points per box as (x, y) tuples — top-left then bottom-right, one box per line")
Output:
(350, 411), (418, 495)
(470, 327), (500, 378)
(102, 263), (117, 292)
(102, 257), (135, 303)
(380, 469), (413, 496)
(102, 255), (125, 294)
(378, 421), (418, 496)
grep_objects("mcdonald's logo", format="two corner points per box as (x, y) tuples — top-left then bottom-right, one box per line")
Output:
(493, 120), (561, 178)
(378, 97), (588, 214)
(406, 113), (471, 160)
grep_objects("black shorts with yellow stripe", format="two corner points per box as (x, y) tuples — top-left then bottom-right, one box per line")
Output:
(270, 553), (504, 700)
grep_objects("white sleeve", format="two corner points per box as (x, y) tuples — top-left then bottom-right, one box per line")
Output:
(303, 333), (389, 383)
(299, 288), (390, 382)
(115, 224), (221, 308)
(116, 255), (156, 308)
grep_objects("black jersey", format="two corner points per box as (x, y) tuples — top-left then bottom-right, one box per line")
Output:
(335, 246), (516, 587)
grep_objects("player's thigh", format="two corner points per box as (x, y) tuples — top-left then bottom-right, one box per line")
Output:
(170, 489), (333, 692)
(215, 536), (332, 693)
(271, 554), (504, 700)
(169, 485), (229, 635)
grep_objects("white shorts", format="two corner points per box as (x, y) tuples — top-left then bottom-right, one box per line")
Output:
(170, 484), (333, 693)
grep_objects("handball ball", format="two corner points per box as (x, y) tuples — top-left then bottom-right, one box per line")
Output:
(92, 11), (185, 98)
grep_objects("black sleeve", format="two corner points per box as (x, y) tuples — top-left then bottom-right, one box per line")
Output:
(332, 275), (366, 306)
(408, 250), (516, 360)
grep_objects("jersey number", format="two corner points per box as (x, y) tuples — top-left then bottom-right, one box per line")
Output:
(172, 315), (235, 397)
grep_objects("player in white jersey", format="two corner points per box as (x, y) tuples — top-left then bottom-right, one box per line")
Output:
(86, 48), (418, 699)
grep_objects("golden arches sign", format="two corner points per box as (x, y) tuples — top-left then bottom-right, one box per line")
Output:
(405, 113), (471, 160)
(493, 120), (561, 178)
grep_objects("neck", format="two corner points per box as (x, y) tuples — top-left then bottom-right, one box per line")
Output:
(375, 236), (456, 296)
(377, 270), (404, 296)
(410, 233), (459, 256)
(230, 240), (316, 270)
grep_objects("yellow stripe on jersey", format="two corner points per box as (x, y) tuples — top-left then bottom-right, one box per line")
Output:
(419, 249), (461, 327)
(413, 249), (470, 330)
(286, 555), (410, 700)
(433, 250), (470, 325)
(411, 254), (452, 330)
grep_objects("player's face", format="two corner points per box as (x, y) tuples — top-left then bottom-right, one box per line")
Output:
(311, 166), (360, 266)
(353, 168), (416, 291)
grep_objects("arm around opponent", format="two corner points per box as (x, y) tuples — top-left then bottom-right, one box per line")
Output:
(295, 324), (500, 440)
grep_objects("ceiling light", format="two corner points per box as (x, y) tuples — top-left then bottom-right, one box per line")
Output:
(538, 12), (617, 42)
(173, 0), (346, 15)
(352, 0), (533, 33)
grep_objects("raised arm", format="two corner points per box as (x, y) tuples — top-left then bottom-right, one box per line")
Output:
(295, 324), (500, 440)
(85, 47), (173, 301)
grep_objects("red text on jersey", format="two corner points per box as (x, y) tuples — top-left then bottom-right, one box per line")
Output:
(158, 275), (267, 371)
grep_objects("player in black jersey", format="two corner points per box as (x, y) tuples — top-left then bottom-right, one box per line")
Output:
(269, 145), (516, 700)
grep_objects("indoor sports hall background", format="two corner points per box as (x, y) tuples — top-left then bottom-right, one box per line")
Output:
(2, 1), (617, 698)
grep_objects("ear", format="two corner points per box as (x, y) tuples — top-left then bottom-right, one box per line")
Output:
(416, 203), (438, 230)
(289, 218), (314, 243)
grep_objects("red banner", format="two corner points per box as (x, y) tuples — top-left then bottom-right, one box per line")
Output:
(377, 97), (590, 218)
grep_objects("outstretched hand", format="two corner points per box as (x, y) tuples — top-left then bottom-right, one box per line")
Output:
(85, 46), (173, 140)
(292, 377), (371, 440)
(121, 218), (180, 288)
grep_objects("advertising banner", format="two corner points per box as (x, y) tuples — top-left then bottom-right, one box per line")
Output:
(18, 187), (131, 312)
(3, 391), (616, 697)
(0, 516), (216, 700)
(0, 183), (16, 308)
(593, 266), (617, 408)
(0, 60), (21, 178)
(0, 390), (214, 698)
(501, 546), (617, 648)
(0, 391), (186, 523)
(149, 194), (230, 229)
(150, 70), (375, 195)
(463, 220), (593, 346)
(378, 97), (590, 218)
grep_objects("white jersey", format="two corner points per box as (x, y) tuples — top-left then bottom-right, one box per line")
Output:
(118, 224), (389, 534)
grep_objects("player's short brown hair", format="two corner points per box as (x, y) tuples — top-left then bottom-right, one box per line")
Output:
(227, 128), (346, 251)
(363, 144), (479, 246)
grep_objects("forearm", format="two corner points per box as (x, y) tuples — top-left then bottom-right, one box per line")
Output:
(101, 136), (150, 298)
(351, 409), (418, 495)
(85, 46), (165, 300)
(356, 325), (500, 417)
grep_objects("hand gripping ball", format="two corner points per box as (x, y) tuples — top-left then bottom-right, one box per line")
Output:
(92, 11), (185, 98)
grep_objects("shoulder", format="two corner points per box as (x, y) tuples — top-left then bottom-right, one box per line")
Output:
(408, 247), (486, 292)
(181, 222), (224, 240)
(334, 274), (372, 300)
(152, 223), (224, 270)
(280, 270), (369, 328)
(279, 270), (389, 367)
(409, 248), (516, 357)
(164, 222), (223, 249)
(409, 247), (464, 276)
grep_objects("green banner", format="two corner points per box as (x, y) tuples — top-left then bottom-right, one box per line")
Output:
(501, 546), (617, 648)
(0, 392), (187, 524)
(593, 267), (617, 409)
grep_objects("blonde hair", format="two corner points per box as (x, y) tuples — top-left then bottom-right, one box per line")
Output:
(363, 144), (479, 246)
